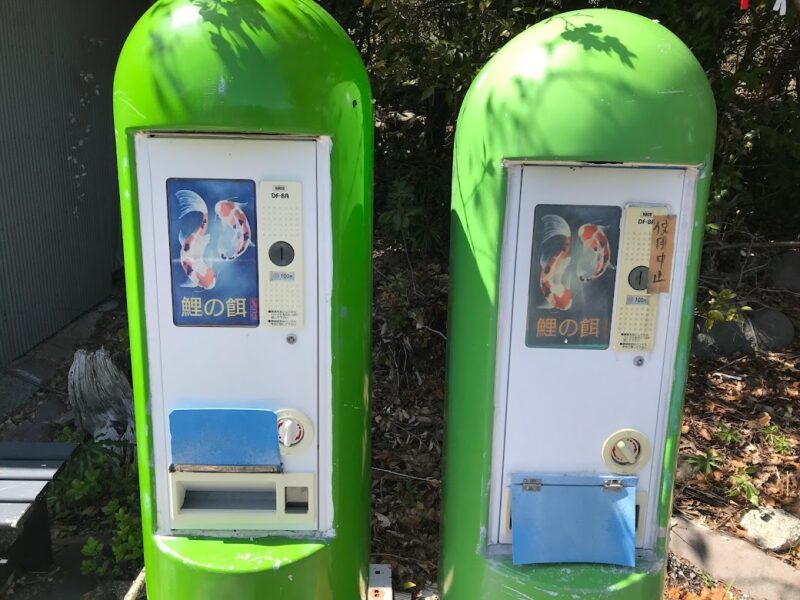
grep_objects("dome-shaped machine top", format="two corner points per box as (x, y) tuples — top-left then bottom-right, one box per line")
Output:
(456, 9), (715, 167)
(114, 0), (370, 134)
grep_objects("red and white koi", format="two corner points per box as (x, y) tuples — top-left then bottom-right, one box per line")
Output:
(576, 223), (613, 282)
(539, 214), (573, 311)
(176, 190), (216, 290)
(215, 200), (254, 260)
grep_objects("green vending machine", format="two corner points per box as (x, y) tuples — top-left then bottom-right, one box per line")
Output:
(113, 1), (372, 598)
(441, 9), (715, 599)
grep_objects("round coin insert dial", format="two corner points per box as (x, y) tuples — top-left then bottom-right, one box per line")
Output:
(602, 428), (651, 474)
(276, 408), (314, 455)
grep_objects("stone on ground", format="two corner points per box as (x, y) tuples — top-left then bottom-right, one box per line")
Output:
(692, 320), (752, 359)
(740, 507), (800, 552)
(692, 308), (795, 359)
(748, 308), (796, 351)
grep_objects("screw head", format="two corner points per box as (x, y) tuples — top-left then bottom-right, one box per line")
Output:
(633, 356), (645, 367)
(286, 334), (297, 344)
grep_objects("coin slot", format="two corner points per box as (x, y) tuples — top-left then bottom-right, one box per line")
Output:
(285, 486), (309, 514)
(269, 241), (295, 266)
(628, 265), (650, 291)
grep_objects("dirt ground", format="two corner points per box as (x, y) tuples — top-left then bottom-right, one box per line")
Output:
(676, 286), (800, 568)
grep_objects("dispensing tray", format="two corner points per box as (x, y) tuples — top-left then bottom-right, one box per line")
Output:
(510, 473), (637, 567)
(167, 408), (316, 531)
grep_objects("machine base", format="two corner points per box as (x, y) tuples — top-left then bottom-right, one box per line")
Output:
(441, 552), (665, 600)
(143, 535), (335, 600)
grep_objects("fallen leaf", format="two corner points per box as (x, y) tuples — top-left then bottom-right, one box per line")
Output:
(375, 512), (391, 528)
(752, 412), (772, 427)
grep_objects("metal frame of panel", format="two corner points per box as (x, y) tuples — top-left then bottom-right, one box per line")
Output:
(488, 162), (698, 551)
(134, 133), (333, 534)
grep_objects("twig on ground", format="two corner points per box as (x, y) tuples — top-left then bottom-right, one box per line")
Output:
(373, 467), (440, 484)
(124, 568), (146, 600)
(419, 325), (447, 341)
(712, 372), (745, 381)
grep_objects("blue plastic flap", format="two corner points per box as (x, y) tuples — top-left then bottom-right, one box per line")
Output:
(511, 473), (637, 567)
(169, 409), (281, 468)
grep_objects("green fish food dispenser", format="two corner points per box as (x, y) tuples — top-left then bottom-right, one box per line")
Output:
(113, 1), (372, 598)
(440, 9), (715, 600)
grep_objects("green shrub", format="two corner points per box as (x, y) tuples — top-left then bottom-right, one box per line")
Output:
(48, 437), (142, 579)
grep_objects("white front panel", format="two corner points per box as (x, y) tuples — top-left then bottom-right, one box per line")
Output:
(490, 163), (697, 549)
(135, 134), (332, 534)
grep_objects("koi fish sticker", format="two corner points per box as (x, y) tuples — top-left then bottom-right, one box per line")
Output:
(167, 178), (259, 327)
(215, 199), (255, 261)
(526, 204), (621, 349)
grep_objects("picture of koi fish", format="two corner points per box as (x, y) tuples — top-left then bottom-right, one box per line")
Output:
(215, 200), (255, 260)
(539, 214), (573, 311)
(176, 189), (216, 290)
(576, 223), (614, 282)
(527, 204), (621, 349)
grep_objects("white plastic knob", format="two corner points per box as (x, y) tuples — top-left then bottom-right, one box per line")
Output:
(614, 439), (637, 464)
(275, 409), (314, 455)
(601, 428), (651, 475)
(279, 418), (303, 447)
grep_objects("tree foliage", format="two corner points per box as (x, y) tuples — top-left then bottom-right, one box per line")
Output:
(320, 0), (800, 250)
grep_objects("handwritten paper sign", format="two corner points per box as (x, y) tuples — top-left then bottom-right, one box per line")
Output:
(647, 215), (677, 294)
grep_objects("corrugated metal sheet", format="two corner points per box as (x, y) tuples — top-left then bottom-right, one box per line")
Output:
(0, 0), (145, 365)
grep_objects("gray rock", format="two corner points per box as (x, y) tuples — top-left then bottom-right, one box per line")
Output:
(748, 308), (796, 351)
(740, 507), (800, 552)
(691, 320), (752, 359)
(692, 308), (795, 359)
(770, 251), (800, 291)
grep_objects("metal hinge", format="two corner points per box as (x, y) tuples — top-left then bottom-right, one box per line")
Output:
(522, 478), (542, 492)
(603, 479), (624, 492)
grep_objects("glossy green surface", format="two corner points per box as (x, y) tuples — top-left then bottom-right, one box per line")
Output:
(441, 9), (715, 599)
(113, 1), (372, 598)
